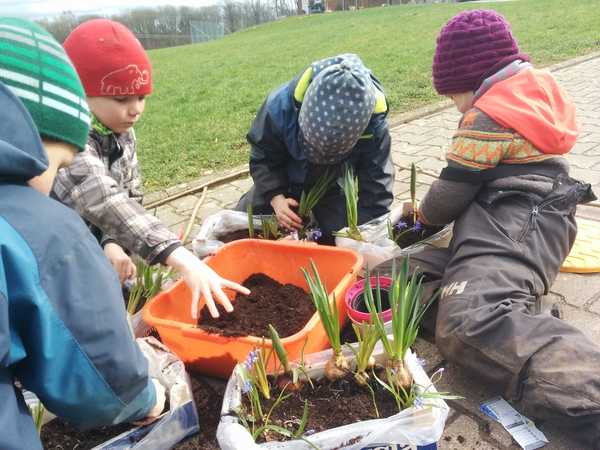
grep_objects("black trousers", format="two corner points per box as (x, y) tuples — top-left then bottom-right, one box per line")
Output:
(376, 176), (600, 448)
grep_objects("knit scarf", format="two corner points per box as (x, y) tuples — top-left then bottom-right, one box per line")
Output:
(474, 60), (532, 102)
(91, 115), (113, 136)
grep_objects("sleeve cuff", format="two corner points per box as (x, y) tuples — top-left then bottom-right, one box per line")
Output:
(152, 241), (182, 265)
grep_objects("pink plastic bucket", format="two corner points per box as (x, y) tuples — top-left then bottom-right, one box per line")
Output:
(345, 276), (393, 325)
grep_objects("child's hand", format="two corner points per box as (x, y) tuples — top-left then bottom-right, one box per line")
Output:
(104, 242), (137, 283)
(165, 247), (250, 319)
(270, 194), (303, 230)
(133, 378), (166, 426)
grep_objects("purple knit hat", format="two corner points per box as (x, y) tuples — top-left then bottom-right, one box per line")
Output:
(432, 9), (529, 95)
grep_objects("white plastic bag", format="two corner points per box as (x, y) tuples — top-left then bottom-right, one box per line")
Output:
(217, 340), (449, 450)
(335, 205), (452, 272)
(90, 337), (199, 450)
(192, 210), (270, 258)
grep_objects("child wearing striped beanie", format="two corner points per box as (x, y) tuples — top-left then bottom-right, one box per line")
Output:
(0, 16), (90, 193)
(53, 19), (249, 320)
(0, 18), (167, 450)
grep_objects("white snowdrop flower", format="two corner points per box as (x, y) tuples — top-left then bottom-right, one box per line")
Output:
(322, 101), (326, 106)
(345, 91), (350, 96)
(324, 111), (328, 116)
(350, 100), (354, 106)
(330, 105), (335, 111)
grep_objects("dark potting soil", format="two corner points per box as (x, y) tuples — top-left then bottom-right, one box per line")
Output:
(197, 273), (316, 338)
(245, 373), (400, 444)
(41, 417), (134, 449)
(218, 229), (252, 243)
(394, 214), (443, 249)
(172, 374), (224, 450)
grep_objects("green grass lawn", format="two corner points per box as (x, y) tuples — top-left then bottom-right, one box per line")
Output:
(137, 0), (600, 190)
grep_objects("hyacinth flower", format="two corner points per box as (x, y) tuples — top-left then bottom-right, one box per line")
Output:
(305, 228), (322, 242)
(301, 260), (348, 380)
(364, 259), (437, 390)
(243, 347), (271, 400)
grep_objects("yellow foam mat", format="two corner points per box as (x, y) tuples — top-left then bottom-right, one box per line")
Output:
(561, 218), (600, 273)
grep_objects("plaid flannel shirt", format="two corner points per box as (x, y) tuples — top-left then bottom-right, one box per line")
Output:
(52, 129), (180, 264)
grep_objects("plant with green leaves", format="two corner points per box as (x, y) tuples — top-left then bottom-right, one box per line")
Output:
(334, 166), (363, 241)
(410, 163), (418, 225)
(268, 325), (313, 391)
(237, 345), (317, 448)
(374, 367), (462, 412)
(364, 259), (437, 390)
(242, 346), (271, 400)
(301, 260), (348, 380)
(297, 169), (335, 233)
(247, 204), (255, 238)
(28, 402), (45, 435)
(260, 215), (281, 240)
(345, 321), (379, 386)
(126, 259), (170, 314)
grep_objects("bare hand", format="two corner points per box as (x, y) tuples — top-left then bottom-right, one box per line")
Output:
(165, 247), (250, 319)
(104, 242), (136, 283)
(133, 378), (166, 426)
(270, 195), (303, 230)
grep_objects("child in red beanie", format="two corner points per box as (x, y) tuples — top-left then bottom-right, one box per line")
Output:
(379, 9), (599, 446)
(52, 19), (248, 319)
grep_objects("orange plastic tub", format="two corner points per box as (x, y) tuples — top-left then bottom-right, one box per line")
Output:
(144, 239), (363, 378)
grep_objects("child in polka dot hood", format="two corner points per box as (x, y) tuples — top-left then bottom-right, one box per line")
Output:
(237, 54), (394, 242)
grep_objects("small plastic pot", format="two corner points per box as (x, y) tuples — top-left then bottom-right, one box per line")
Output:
(345, 276), (393, 325)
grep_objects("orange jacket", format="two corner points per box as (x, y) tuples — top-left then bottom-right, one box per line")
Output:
(475, 68), (578, 154)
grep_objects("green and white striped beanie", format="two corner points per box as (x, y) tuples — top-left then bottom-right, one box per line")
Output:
(0, 17), (90, 151)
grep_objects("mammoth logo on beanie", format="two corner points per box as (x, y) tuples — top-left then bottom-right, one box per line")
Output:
(101, 64), (150, 96)
(64, 19), (153, 97)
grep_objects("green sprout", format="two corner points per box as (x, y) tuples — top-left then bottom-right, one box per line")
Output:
(260, 215), (281, 240)
(345, 321), (379, 386)
(28, 402), (45, 434)
(126, 259), (170, 314)
(334, 166), (363, 241)
(268, 324), (304, 390)
(298, 169), (335, 223)
(374, 367), (462, 412)
(363, 259), (437, 390)
(301, 260), (348, 380)
(247, 204), (255, 238)
(410, 163), (417, 225)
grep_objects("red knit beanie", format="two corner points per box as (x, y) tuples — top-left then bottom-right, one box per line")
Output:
(64, 19), (152, 97)
(432, 10), (529, 95)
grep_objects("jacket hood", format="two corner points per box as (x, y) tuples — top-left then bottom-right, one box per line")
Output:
(474, 68), (578, 154)
(0, 82), (48, 182)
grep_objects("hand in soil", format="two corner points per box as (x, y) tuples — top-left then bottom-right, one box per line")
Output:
(165, 247), (250, 319)
(198, 273), (315, 338)
(270, 194), (303, 230)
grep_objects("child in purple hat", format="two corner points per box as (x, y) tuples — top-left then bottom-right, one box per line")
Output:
(379, 9), (599, 446)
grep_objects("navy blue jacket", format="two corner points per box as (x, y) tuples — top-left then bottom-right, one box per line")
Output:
(246, 64), (394, 228)
(0, 83), (154, 450)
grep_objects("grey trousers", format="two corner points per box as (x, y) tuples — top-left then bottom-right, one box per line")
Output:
(376, 176), (600, 447)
